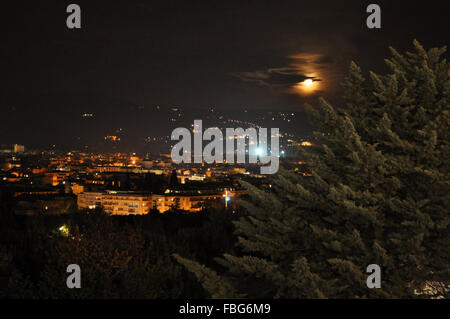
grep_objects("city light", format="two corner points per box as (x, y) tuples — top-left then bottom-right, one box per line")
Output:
(255, 147), (264, 156)
(58, 225), (69, 237)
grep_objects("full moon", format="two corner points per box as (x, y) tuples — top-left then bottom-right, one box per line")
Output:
(294, 78), (318, 95)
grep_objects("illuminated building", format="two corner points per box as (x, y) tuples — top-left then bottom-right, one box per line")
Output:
(76, 189), (245, 214)
(32, 167), (47, 174)
(13, 144), (25, 153)
(179, 174), (206, 184)
(43, 171), (72, 186)
(77, 191), (103, 210)
(104, 135), (120, 142)
(101, 191), (153, 215)
(72, 183), (84, 195)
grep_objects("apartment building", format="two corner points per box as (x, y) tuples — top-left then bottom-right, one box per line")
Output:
(77, 191), (103, 210)
(76, 190), (230, 214)
(101, 191), (152, 215)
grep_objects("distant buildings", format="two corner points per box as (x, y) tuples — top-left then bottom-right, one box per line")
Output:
(44, 171), (73, 186)
(14, 144), (25, 153)
(0, 144), (25, 154)
(77, 189), (245, 214)
(1, 149), (310, 216)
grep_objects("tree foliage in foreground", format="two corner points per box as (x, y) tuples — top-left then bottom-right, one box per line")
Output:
(175, 40), (450, 298)
(0, 208), (238, 298)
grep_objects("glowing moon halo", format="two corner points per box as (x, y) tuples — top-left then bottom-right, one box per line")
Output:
(294, 78), (317, 95)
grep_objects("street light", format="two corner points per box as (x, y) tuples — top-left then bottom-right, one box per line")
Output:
(223, 189), (231, 208)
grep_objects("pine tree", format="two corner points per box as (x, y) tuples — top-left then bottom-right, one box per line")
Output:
(174, 40), (450, 298)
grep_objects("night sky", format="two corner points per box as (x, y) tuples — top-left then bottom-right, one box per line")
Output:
(1, 0), (449, 151)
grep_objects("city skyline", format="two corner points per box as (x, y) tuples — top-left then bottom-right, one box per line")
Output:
(2, 1), (449, 151)
(0, 0), (449, 302)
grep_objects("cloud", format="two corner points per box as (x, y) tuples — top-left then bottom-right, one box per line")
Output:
(232, 67), (313, 88)
(232, 53), (331, 95)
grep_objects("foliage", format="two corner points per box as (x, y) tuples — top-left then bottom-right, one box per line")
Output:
(0, 206), (238, 298)
(175, 40), (450, 298)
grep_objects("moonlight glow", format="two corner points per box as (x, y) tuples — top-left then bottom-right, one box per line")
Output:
(295, 78), (318, 95)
